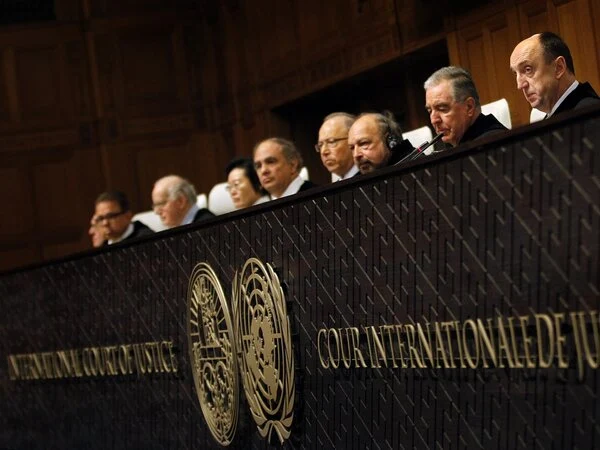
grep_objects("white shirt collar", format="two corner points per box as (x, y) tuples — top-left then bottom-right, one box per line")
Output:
(108, 222), (134, 245)
(271, 175), (304, 200)
(548, 80), (579, 117)
(181, 203), (199, 226)
(333, 165), (359, 182)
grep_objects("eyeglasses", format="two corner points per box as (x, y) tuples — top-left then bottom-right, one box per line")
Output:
(225, 180), (246, 192)
(94, 211), (125, 223)
(152, 200), (169, 211)
(314, 137), (347, 153)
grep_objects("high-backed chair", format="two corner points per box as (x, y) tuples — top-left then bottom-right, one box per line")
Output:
(402, 125), (433, 148)
(530, 108), (546, 123)
(208, 183), (236, 215)
(481, 98), (512, 129)
(299, 166), (309, 181)
(197, 193), (207, 209)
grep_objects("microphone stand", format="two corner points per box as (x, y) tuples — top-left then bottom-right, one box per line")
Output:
(395, 132), (444, 165)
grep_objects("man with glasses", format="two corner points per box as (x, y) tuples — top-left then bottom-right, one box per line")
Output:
(316, 112), (358, 181)
(253, 137), (317, 199)
(93, 191), (153, 245)
(510, 32), (600, 118)
(348, 111), (413, 174)
(424, 66), (507, 148)
(151, 175), (214, 228)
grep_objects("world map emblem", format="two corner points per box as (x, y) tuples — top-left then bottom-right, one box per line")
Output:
(233, 258), (295, 444)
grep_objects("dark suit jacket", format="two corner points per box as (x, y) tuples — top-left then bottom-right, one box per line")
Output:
(128, 220), (154, 240)
(553, 82), (600, 116)
(103, 220), (153, 246)
(387, 139), (415, 166)
(298, 180), (317, 193)
(459, 113), (508, 146)
(193, 208), (215, 223)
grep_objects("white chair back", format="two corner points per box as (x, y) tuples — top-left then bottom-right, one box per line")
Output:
(197, 193), (207, 209)
(208, 182), (236, 215)
(402, 126), (433, 148)
(481, 98), (512, 129)
(530, 108), (546, 123)
(132, 210), (167, 232)
(299, 166), (309, 181)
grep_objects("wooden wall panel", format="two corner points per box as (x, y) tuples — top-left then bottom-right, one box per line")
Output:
(0, 167), (34, 238)
(554, 0), (600, 93)
(15, 46), (62, 122)
(447, 10), (524, 124)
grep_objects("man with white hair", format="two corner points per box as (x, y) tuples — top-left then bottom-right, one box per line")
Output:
(151, 175), (214, 228)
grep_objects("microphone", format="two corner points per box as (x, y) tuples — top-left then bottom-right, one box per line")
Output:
(395, 132), (444, 165)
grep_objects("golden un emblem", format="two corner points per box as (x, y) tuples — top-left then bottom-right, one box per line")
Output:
(187, 263), (239, 446)
(234, 258), (295, 444)
(187, 258), (295, 446)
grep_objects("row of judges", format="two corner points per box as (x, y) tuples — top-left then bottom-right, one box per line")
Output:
(88, 32), (600, 247)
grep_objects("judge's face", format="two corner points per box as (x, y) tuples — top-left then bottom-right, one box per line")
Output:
(425, 80), (473, 147)
(348, 115), (389, 174)
(93, 200), (131, 241)
(227, 167), (261, 209)
(317, 117), (354, 177)
(510, 35), (560, 113)
(254, 141), (297, 197)
(152, 183), (187, 228)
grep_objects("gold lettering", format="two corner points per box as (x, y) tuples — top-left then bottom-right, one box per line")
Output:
(70, 350), (83, 377)
(535, 314), (554, 368)
(462, 320), (480, 369)
(82, 348), (91, 376)
(31, 354), (43, 379)
(56, 351), (72, 378)
(518, 316), (536, 368)
(393, 325), (407, 368)
(404, 325), (425, 368)
(167, 341), (178, 373)
(133, 344), (146, 375)
(350, 327), (367, 368)
(416, 323), (434, 368)
(580, 311), (600, 370)
(317, 329), (329, 369)
(506, 317), (524, 368)
(453, 320), (467, 368)
(327, 329), (341, 369)
(380, 325), (398, 368)
(434, 322), (452, 368)
(339, 328), (353, 369)
(476, 319), (497, 368)
(8, 355), (20, 380)
(42, 352), (55, 378)
(553, 313), (568, 368)
(570, 312), (585, 381)
(496, 317), (516, 368)
(366, 326), (388, 368)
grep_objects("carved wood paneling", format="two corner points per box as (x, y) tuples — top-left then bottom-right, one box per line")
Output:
(553, 0), (600, 92)
(447, 9), (525, 125)
(0, 167), (34, 239)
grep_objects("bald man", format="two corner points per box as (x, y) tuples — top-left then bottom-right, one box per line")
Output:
(510, 31), (600, 118)
(152, 175), (214, 228)
(348, 112), (413, 174)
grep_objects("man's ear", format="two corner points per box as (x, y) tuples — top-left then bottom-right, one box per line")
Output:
(465, 97), (476, 116)
(554, 56), (567, 79)
(174, 194), (187, 209)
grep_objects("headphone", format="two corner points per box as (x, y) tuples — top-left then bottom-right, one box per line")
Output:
(386, 133), (399, 150)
